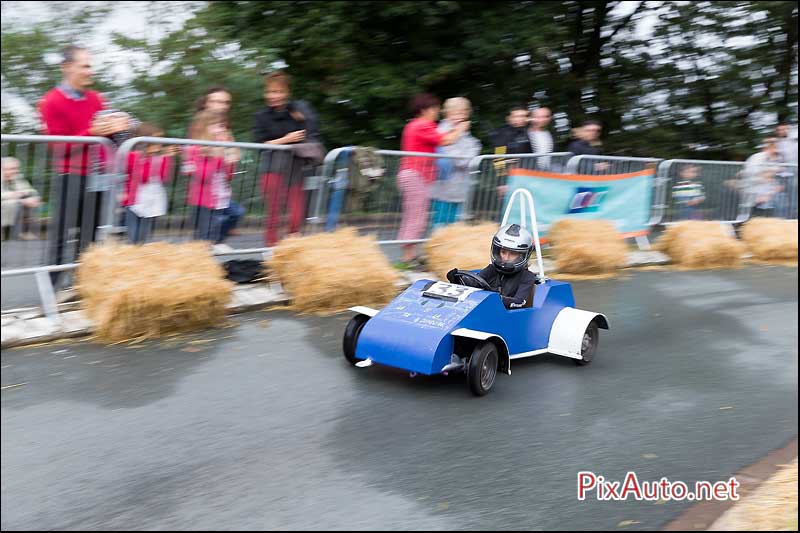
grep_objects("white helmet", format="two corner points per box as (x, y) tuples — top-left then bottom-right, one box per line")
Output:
(491, 224), (533, 274)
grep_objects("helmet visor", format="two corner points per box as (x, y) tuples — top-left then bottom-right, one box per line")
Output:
(491, 242), (528, 271)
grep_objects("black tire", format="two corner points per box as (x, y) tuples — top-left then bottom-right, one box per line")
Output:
(343, 314), (369, 366)
(574, 321), (599, 366)
(467, 342), (499, 396)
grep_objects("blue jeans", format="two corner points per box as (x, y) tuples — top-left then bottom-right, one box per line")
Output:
(220, 201), (245, 241)
(125, 207), (156, 244)
(430, 200), (461, 228)
(193, 201), (244, 243)
(677, 205), (701, 221)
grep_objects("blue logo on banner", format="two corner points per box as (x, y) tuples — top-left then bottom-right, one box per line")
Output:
(568, 187), (609, 213)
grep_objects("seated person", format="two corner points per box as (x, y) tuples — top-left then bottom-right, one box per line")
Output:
(447, 223), (537, 309)
(2, 156), (41, 241)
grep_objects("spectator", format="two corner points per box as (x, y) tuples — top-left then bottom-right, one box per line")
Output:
(1, 157), (41, 241)
(188, 86), (246, 239)
(527, 106), (554, 169)
(188, 86), (233, 138)
(121, 123), (173, 244)
(775, 123), (798, 166)
(253, 71), (324, 246)
(429, 97), (481, 228)
(396, 93), (470, 266)
(742, 137), (786, 217)
(567, 120), (604, 156)
(39, 44), (133, 290)
(672, 164), (705, 220)
(490, 106), (532, 156)
(186, 110), (242, 244)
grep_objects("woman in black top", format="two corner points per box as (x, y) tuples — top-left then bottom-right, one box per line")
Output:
(253, 71), (322, 246)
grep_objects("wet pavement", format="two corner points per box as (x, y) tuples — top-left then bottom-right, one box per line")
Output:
(1, 266), (797, 530)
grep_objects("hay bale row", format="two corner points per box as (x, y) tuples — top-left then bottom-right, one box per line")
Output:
(76, 242), (233, 343)
(655, 221), (745, 269)
(547, 219), (628, 276)
(424, 223), (499, 280)
(267, 228), (399, 315)
(740, 218), (798, 264)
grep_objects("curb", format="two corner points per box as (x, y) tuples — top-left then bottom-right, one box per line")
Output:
(662, 438), (798, 531)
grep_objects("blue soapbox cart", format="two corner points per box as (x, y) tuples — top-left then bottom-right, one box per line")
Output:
(342, 189), (609, 396)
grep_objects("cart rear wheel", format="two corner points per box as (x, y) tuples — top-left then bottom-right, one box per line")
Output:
(343, 314), (369, 366)
(467, 342), (498, 396)
(574, 321), (599, 366)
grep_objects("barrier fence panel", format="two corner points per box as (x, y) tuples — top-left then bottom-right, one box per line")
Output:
(113, 137), (311, 252)
(315, 148), (468, 243)
(655, 159), (798, 225)
(463, 153), (573, 225)
(564, 154), (662, 175)
(1, 135), (116, 273)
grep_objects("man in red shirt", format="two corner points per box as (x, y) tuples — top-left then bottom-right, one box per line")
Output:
(39, 45), (131, 289)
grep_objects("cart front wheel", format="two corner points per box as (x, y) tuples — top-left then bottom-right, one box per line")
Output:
(468, 341), (499, 396)
(343, 314), (369, 366)
(574, 321), (599, 366)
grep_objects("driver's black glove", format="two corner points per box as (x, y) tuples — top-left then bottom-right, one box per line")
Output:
(446, 268), (459, 283)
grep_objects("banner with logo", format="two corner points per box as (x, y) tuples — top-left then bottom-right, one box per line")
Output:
(501, 168), (655, 237)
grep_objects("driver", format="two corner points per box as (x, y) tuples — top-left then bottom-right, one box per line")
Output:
(446, 224), (538, 309)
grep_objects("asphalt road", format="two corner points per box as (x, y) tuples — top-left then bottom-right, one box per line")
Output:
(1, 266), (797, 530)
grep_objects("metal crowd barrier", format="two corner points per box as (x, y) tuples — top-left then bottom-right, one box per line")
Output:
(3, 130), (797, 318)
(564, 154), (662, 175)
(113, 136), (307, 253)
(653, 159), (798, 225)
(2, 134), (117, 317)
(315, 147), (467, 244)
(463, 153), (573, 224)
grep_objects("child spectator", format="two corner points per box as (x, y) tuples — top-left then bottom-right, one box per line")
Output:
(121, 123), (173, 244)
(186, 110), (243, 244)
(672, 164), (706, 220)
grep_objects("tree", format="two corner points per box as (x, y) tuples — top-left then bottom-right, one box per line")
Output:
(2, 1), (796, 159)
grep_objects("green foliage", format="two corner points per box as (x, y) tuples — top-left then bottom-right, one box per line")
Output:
(1, 1), (797, 160)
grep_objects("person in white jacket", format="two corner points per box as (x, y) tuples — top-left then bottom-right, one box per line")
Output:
(741, 137), (788, 217)
(1, 157), (41, 241)
(429, 97), (482, 228)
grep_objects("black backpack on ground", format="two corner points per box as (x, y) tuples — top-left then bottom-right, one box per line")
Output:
(223, 259), (266, 284)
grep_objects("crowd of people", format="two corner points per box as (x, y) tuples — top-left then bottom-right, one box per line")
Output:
(1, 43), (798, 282)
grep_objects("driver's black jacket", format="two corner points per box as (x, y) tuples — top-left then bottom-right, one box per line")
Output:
(447, 265), (537, 309)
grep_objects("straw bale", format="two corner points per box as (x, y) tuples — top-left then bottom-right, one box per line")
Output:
(740, 218), (798, 263)
(76, 242), (233, 343)
(267, 228), (400, 315)
(548, 219), (628, 276)
(655, 221), (746, 269)
(424, 223), (499, 280)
